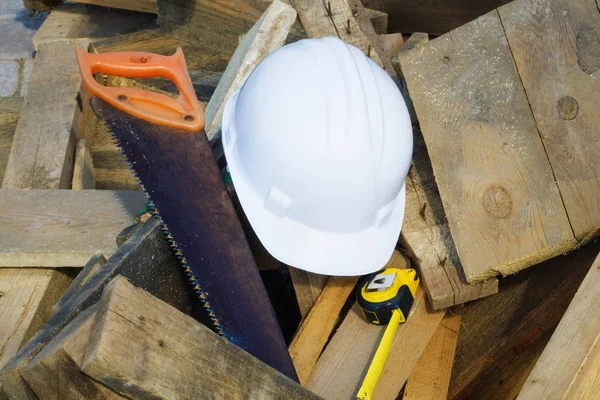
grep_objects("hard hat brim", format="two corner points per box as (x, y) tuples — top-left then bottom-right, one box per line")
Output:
(224, 135), (407, 277)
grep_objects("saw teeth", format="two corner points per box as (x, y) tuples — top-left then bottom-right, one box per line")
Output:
(104, 123), (226, 340)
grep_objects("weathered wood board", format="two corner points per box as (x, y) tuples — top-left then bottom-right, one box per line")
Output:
(72, 139), (96, 190)
(449, 240), (600, 399)
(21, 305), (124, 399)
(399, 10), (578, 282)
(0, 269), (73, 370)
(291, 0), (394, 74)
(0, 190), (144, 267)
(518, 251), (600, 399)
(404, 307), (462, 400)
(82, 276), (319, 400)
(0, 217), (195, 397)
(32, 3), (156, 50)
(289, 275), (358, 384)
(2, 40), (90, 190)
(306, 251), (445, 400)
(499, 0), (600, 243)
(289, 268), (329, 318)
(0, 98), (22, 184)
(391, 33), (498, 308)
(204, 0), (297, 142)
(74, 0), (157, 13)
(157, 0), (265, 54)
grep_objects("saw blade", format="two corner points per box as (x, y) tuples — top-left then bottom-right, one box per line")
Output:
(91, 97), (298, 381)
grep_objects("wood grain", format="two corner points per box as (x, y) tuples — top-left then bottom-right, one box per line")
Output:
(0, 98), (22, 184)
(291, 0), (395, 75)
(365, 7), (387, 34)
(204, 0), (297, 142)
(499, 0), (600, 243)
(404, 307), (462, 400)
(0, 270), (73, 370)
(83, 276), (319, 400)
(449, 241), (600, 400)
(306, 251), (445, 400)
(2, 40), (90, 190)
(378, 33), (404, 60)
(0, 190), (144, 267)
(32, 3), (156, 50)
(289, 275), (358, 384)
(289, 268), (328, 318)
(518, 251), (600, 399)
(72, 139), (96, 190)
(0, 217), (194, 398)
(21, 305), (124, 399)
(74, 0), (156, 13)
(399, 11), (577, 282)
(157, 0), (265, 53)
(392, 33), (499, 309)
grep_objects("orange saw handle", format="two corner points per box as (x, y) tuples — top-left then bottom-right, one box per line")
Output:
(75, 47), (204, 132)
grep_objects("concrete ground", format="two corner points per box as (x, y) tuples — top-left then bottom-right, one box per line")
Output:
(0, 0), (45, 97)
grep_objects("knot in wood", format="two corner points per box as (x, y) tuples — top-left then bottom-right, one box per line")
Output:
(482, 184), (513, 219)
(557, 96), (579, 120)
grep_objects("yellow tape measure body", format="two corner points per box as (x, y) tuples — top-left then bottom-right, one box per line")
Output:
(356, 267), (420, 400)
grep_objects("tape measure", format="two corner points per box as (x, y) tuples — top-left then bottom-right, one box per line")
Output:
(355, 267), (420, 400)
(357, 267), (419, 325)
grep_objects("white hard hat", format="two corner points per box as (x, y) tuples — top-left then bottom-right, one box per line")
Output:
(222, 37), (412, 276)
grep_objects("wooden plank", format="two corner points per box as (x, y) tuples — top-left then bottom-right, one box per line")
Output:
(82, 276), (319, 400)
(291, 0), (395, 75)
(289, 268), (328, 318)
(72, 139), (96, 189)
(371, 295), (446, 400)
(0, 269), (73, 370)
(204, 0), (297, 142)
(157, 0), (266, 53)
(399, 11), (577, 283)
(289, 275), (358, 385)
(404, 307), (462, 400)
(0, 98), (22, 184)
(0, 216), (194, 397)
(32, 3), (156, 50)
(449, 241), (600, 400)
(0, 190), (144, 267)
(365, 7), (387, 34)
(460, 329), (552, 400)
(306, 251), (446, 400)
(74, 0), (156, 13)
(517, 251), (600, 399)
(21, 304), (124, 399)
(390, 34), (498, 309)
(362, 0), (511, 34)
(393, 32), (427, 58)
(2, 39), (89, 190)
(378, 33), (403, 60)
(499, 0), (600, 243)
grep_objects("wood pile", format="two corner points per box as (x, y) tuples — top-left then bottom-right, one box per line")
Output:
(0, 0), (598, 398)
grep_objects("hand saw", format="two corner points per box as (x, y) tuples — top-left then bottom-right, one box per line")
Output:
(75, 47), (298, 381)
